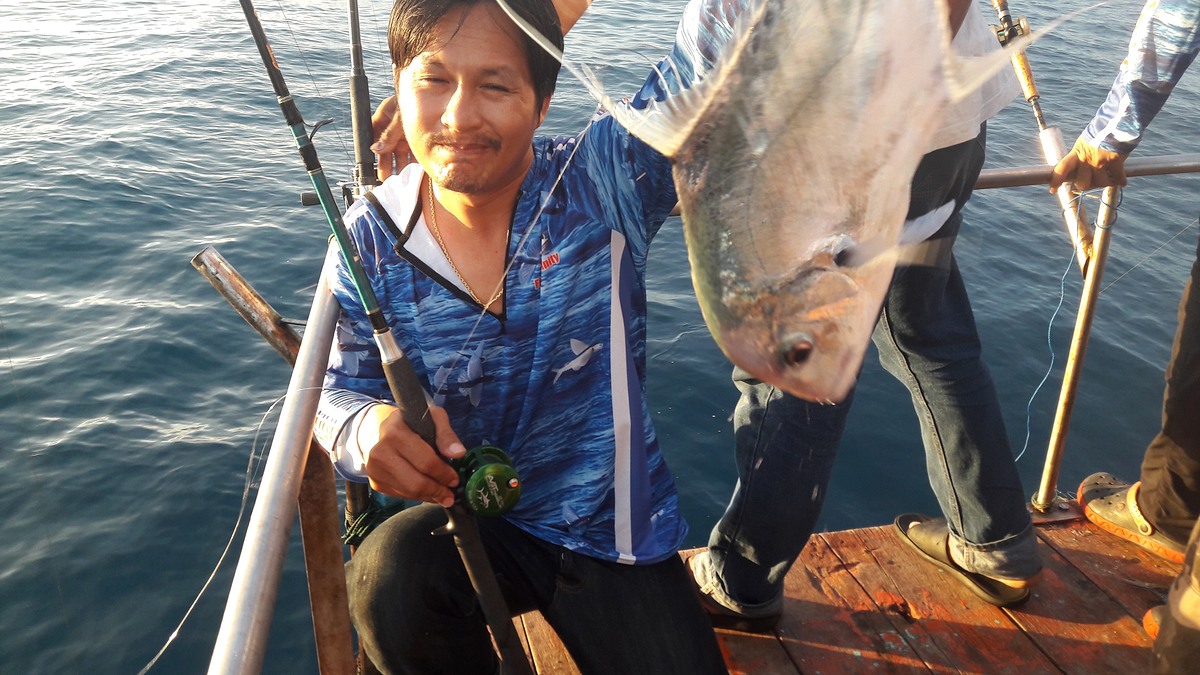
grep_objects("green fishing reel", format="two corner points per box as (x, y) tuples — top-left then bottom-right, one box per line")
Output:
(454, 445), (522, 517)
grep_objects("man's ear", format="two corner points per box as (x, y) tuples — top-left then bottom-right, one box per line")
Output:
(536, 95), (551, 126)
(393, 64), (402, 92)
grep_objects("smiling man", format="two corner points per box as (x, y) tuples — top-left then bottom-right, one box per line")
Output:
(312, 0), (735, 672)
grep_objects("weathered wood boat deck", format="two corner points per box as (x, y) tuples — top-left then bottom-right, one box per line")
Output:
(515, 517), (1181, 673)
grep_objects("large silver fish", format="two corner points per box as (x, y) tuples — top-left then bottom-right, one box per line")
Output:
(608, 0), (1031, 402)
(506, 0), (1024, 402)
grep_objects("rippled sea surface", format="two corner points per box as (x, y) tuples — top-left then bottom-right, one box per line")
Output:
(2, 1), (1197, 672)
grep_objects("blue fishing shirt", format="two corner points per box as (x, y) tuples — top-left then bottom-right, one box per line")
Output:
(1083, 0), (1200, 154)
(315, 0), (736, 565)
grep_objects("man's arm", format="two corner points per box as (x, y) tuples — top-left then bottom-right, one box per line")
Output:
(316, 241), (468, 504)
(1050, 0), (1200, 191)
(944, 0), (970, 37)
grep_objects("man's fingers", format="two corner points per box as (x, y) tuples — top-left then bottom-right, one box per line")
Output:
(1108, 164), (1129, 187)
(429, 406), (467, 463)
(370, 96), (408, 181)
(1049, 154), (1079, 193)
(371, 96), (397, 137)
(369, 471), (455, 507)
(368, 448), (458, 507)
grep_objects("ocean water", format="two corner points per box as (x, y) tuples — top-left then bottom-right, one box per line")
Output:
(1, 0), (1197, 672)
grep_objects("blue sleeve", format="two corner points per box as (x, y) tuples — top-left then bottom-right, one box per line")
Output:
(579, 0), (749, 254)
(627, 0), (747, 107)
(314, 236), (390, 482)
(1083, 0), (1200, 154)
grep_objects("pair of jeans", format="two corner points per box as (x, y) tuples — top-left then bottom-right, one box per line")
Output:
(1140, 233), (1200, 544)
(347, 504), (726, 675)
(703, 125), (1041, 611)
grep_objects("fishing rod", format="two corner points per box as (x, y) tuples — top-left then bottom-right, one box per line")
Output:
(989, 1), (1122, 518)
(228, 2), (533, 673)
(990, 0), (1093, 274)
(346, 0), (380, 201)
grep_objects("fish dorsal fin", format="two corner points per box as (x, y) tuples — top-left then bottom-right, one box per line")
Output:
(600, 0), (770, 158)
(943, 1), (1104, 104)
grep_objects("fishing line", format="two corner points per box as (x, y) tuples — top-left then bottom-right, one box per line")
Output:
(1015, 188), (1114, 463)
(433, 115), (598, 398)
(0, 311), (83, 673)
(135, 387), (327, 675)
(1015, 249), (1076, 463)
(267, 0), (354, 168)
(1101, 215), (1199, 294)
(430, 4), (685, 394)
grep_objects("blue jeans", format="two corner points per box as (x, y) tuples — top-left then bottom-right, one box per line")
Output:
(703, 126), (1041, 611)
(347, 504), (726, 675)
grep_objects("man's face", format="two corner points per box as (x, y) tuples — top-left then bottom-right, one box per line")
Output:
(397, 3), (549, 196)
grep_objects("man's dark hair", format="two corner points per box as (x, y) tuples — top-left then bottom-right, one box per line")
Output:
(389, 0), (564, 107)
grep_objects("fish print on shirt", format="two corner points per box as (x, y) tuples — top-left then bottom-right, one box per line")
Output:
(334, 319), (373, 378)
(432, 342), (501, 407)
(553, 338), (604, 383)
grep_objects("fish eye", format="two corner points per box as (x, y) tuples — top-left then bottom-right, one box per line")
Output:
(830, 234), (888, 269)
(833, 245), (856, 268)
(813, 234), (858, 268)
(780, 336), (814, 367)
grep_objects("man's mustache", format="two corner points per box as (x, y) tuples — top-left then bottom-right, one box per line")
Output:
(428, 133), (501, 151)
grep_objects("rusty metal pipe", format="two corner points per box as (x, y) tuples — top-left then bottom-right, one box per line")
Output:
(974, 153), (1200, 190)
(1032, 185), (1120, 513)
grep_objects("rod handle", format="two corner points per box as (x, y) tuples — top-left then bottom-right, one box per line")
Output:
(375, 329), (437, 446)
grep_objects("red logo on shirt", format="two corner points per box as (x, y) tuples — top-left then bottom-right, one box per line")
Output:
(533, 252), (560, 289)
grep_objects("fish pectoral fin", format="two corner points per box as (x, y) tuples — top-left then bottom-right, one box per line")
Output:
(829, 235), (894, 270)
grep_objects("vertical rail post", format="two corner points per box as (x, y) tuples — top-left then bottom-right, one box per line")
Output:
(1033, 186), (1120, 513)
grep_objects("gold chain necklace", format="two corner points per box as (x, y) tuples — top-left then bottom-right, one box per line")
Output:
(426, 178), (505, 309)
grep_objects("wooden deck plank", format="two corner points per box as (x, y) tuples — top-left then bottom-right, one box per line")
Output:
(1035, 519), (1177, 618)
(716, 630), (801, 675)
(824, 526), (1058, 674)
(991, 518), (1181, 674)
(517, 611), (582, 675)
(517, 519), (1180, 673)
(776, 533), (931, 673)
(1000, 531), (1155, 673)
